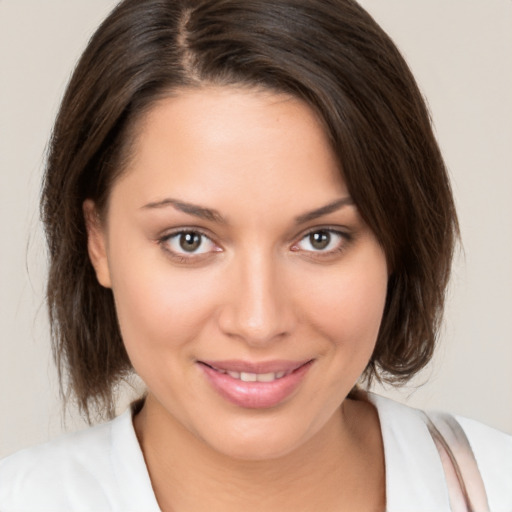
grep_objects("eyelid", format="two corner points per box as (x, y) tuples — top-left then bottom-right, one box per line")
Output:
(158, 227), (222, 261)
(290, 226), (352, 254)
(156, 225), (352, 263)
(293, 225), (350, 242)
(158, 225), (216, 242)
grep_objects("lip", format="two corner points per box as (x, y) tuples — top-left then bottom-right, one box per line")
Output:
(198, 359), (313, 409)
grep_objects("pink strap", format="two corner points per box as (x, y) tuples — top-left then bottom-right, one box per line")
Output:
(423, 412), (490, 512)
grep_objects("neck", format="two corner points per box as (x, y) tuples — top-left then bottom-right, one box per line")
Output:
(134, 393), (385, 512)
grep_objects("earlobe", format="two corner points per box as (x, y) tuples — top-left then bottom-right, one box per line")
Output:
(83, 199), (112, 288)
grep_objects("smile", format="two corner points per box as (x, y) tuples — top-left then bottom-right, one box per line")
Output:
(198, 359), (313, 409)
(214, 370), (290, 382)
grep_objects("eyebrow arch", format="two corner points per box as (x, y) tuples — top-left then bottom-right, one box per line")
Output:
(141, 196), (354, 225)
(141, 198), (226, 224)
(294, 196), (355, 224)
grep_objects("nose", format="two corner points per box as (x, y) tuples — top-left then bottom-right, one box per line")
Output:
(217, 251), (296, 346)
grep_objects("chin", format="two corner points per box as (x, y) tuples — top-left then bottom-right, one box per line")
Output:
(193, 409), (329, 462)
(207, 431), (306, 462)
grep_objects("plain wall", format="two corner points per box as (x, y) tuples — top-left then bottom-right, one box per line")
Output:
(1, 0), (511, 458)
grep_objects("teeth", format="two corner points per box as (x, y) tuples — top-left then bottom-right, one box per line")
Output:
(222, 370), (290, 382)
(240, 372), (257, 382)
(257, 372), (277, 382)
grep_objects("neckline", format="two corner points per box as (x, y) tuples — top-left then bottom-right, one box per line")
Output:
(114, 393), (450, 511)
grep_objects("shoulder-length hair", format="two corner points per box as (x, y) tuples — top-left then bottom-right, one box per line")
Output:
(42, 0), (458, 421)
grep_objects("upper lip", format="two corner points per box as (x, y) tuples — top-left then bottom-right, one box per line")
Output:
(199, 359), (313, 374)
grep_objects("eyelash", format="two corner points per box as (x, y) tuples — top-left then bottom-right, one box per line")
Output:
(291, 227), (352, 259)
(158, 228), (219, 263)
(157, 227), (352, 263)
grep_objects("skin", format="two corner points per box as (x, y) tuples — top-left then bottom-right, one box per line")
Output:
(85, 86), (387, 511)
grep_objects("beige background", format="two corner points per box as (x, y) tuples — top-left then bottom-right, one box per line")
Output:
(1, 0), (511, 458)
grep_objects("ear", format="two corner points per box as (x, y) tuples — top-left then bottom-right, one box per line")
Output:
(83, 199), (112, 288)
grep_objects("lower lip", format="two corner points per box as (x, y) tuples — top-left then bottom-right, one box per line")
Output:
(199, 362), (313, 409)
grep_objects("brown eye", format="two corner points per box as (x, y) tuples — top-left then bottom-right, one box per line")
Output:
(163, 230), (216, 256)
(309, 231), (331, 250)
(295, 229), (346, 254)
(179, 232), (202, 252)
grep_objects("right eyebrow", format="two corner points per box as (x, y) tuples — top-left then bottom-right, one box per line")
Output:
(140, 198), (227, 224)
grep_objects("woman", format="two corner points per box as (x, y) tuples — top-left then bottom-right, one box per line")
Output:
(0, 0), (510, 510)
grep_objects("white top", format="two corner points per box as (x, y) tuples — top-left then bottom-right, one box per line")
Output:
(1, 394), (511, 511)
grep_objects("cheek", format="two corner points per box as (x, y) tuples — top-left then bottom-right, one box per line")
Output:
(299, 250), (388, 352)
(108, 253), (222, 364)
(338, 270), (387, 340)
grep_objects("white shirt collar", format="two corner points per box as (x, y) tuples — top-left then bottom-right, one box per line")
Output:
(368, 393), (450, 511)
(111, 394), (451, 511)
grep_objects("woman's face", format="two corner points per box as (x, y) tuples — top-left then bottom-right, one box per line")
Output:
(86, 87), (388, 460)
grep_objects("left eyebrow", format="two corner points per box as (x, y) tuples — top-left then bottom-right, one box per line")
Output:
(294, 197), (355, 224)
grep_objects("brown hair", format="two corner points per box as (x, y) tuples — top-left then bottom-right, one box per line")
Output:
(41, 0), (458, 421)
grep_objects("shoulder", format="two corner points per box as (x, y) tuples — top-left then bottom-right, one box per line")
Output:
(0, 415), (119, 510)
(0, 409), (160, 512)
(456, 413), (512, 509)
(367, 393), (512, 511)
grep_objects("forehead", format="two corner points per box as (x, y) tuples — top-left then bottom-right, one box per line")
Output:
(112, 86), (348, 219)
